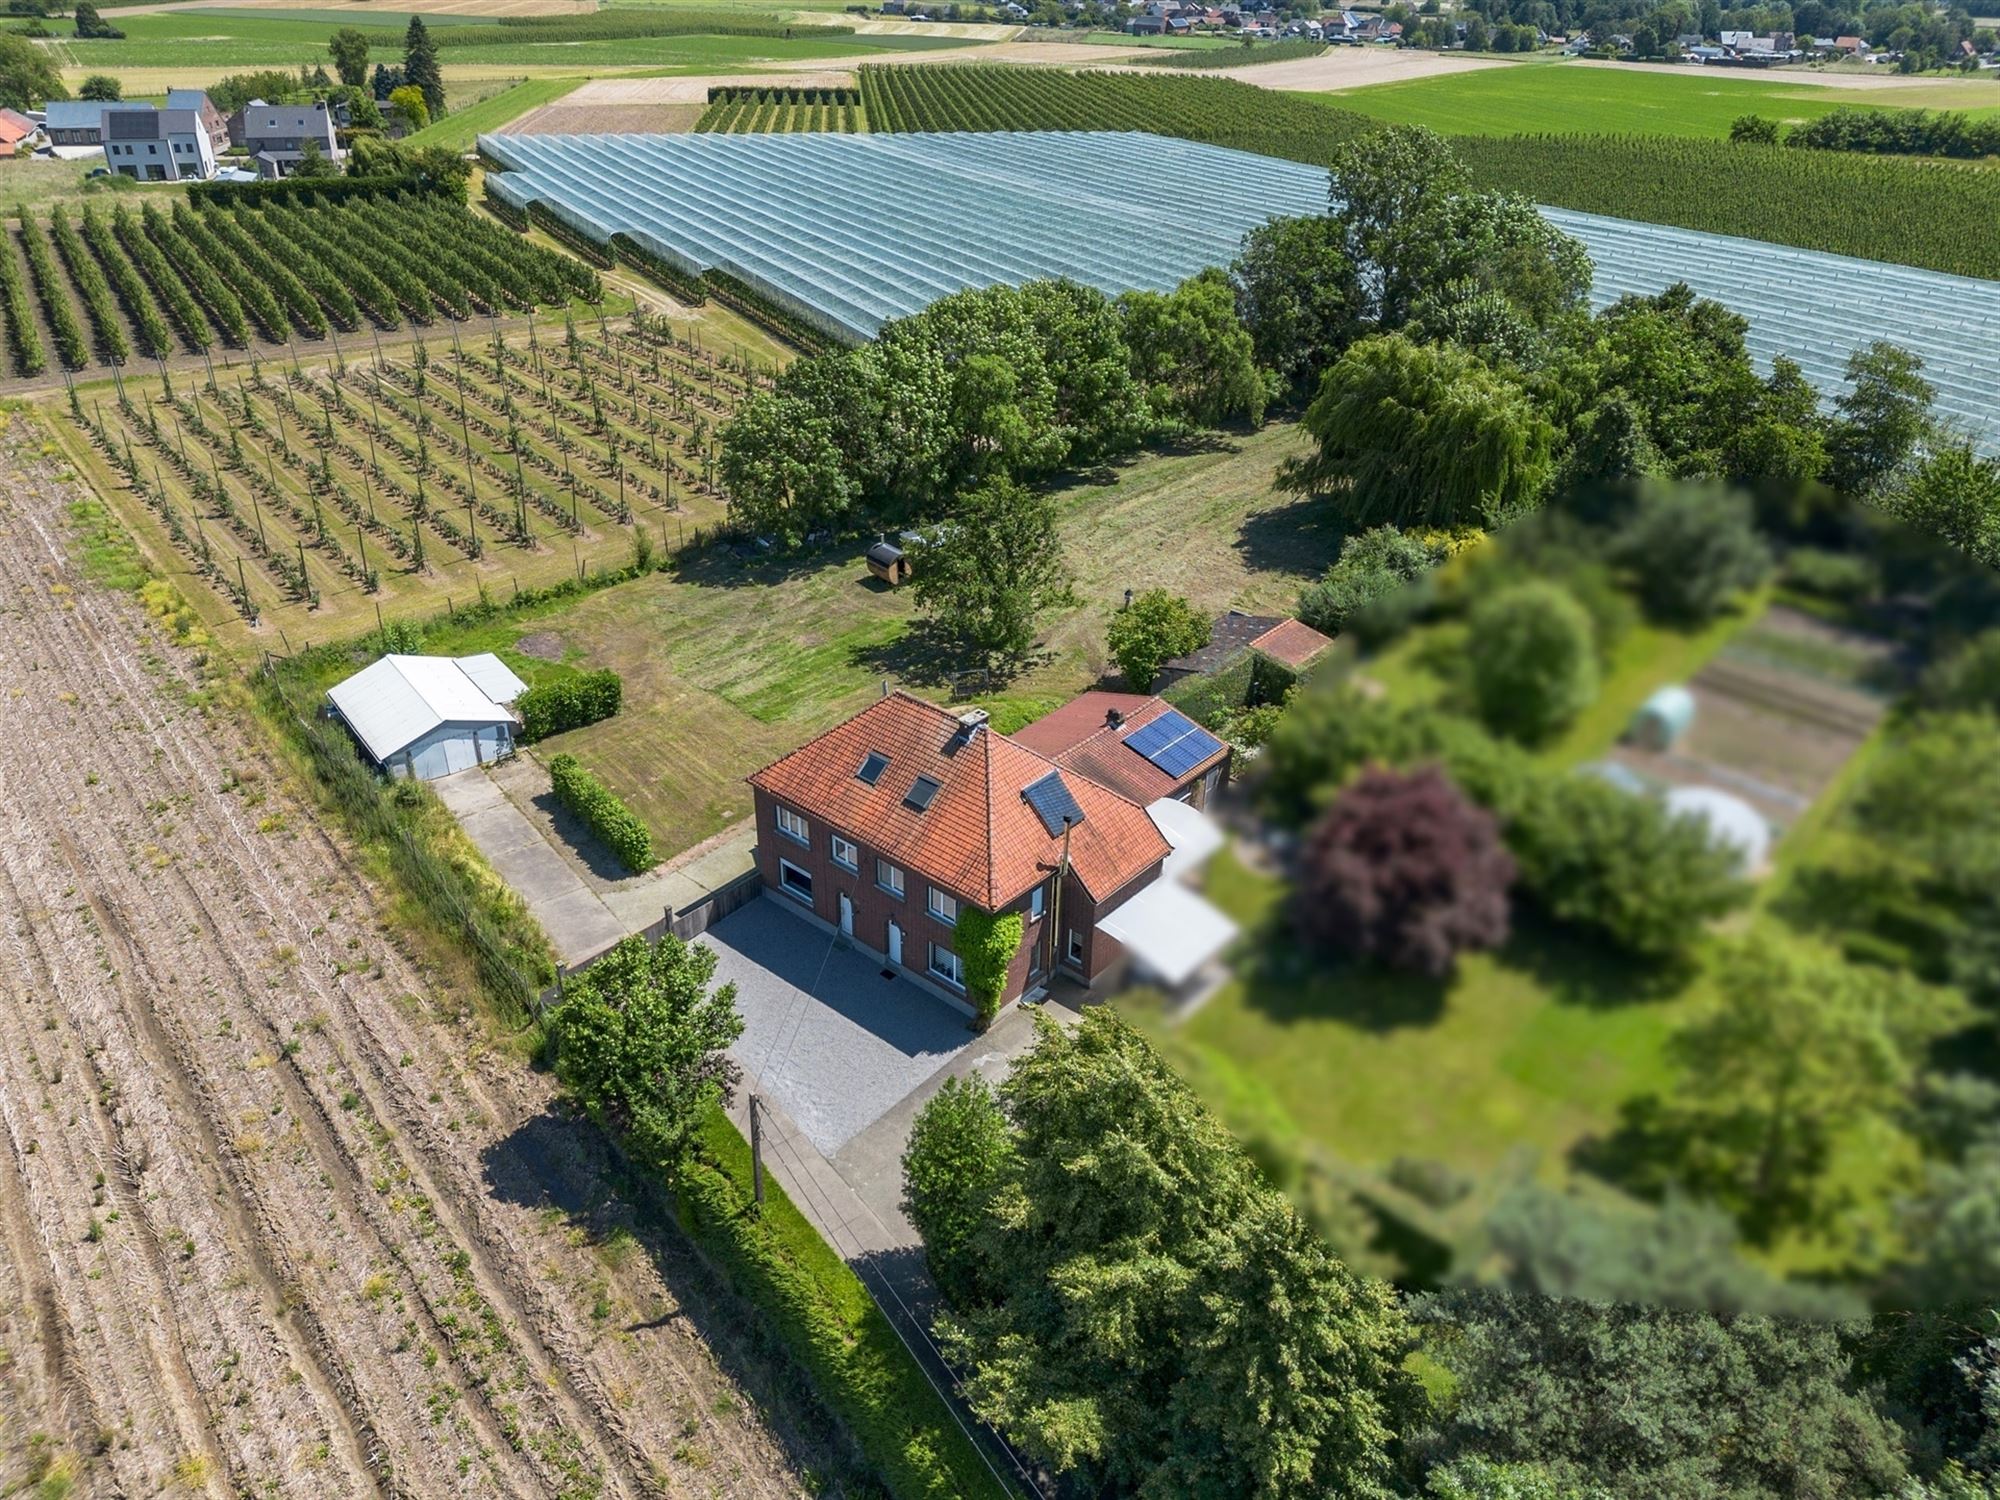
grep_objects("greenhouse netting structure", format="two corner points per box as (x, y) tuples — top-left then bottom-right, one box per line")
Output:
(480, 129), (1999, 450)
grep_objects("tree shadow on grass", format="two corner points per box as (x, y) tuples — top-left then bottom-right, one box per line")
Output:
(1486, 913), (1693, 1011)
(479, 1106), (859, 1489)
(1234, 925), (1450, 1033)
(1232, 491), (1347, 583)
(847, 618), (1050, 695)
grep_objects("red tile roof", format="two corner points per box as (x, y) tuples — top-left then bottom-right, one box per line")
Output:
(749, 692), (1170, 910)
(1249, 617), (1335, 671)
(1013, 691), (1229, 807)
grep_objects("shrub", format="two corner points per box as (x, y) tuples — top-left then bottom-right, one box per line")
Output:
(1465, 582), (1600, 745)
(1921, 629), (2000, 713)
(1107, 589), (1209, 692)
(952, 906), (1023, 1029)
(548, 753), (654, 873)
(518, 669), (622, 743)
(1612, 482), (1774, 623)
(1783, 546), (1878, 603)
(1296, 765), (1515, 977)
(1296, 524), (1437, 639)
(901, 1076), (1015, 1306)
(1509, 772), (1748, 957)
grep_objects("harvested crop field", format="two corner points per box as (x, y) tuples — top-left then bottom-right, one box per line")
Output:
(0, 416), (811, 1495)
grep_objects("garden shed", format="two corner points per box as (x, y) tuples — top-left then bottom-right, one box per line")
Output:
(1629, 684), (1697, 752)
(326, 653), (528, 781)
(866, 540), (910, 585)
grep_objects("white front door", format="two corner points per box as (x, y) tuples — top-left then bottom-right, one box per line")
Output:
(886, 918), (902, 966)
(839, 892), (853, 938)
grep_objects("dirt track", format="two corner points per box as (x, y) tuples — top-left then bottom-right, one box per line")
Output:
(0, 410), (810, 1496)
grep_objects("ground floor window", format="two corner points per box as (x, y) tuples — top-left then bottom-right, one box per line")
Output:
(1066, 928), (1085, 967)
(778, 858), (814, 906)
(928, 942), (964, 989)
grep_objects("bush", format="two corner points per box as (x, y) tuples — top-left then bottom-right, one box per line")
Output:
(952, 906), (1023, 1029)
(901, 1076), (1015, 1306)
(1107, 589), (1209, 692)
(1296, 765), (1515, 977)
(1921, 629), (2000, 713)
(1612, 482), (1774, 623)
(1509, 772), (1748, 957)
(518, 669), (622, 743)
(1783, 546), (1878, 603)
(1465, 582), (1600, 745)
(548, 753), (654, 873)
(1296, 524), (1437, 638)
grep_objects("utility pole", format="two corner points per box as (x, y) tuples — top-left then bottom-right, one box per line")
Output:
(748, 1095), (765, 1216)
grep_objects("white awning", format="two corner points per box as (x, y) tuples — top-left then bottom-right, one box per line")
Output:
(1096, 879), (1238, 989)
(1146, 795), (1225, 881)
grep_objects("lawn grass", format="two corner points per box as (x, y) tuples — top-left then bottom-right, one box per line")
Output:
(0, 156), (170, 213)
(1324, 59), (2000, 139)
(405, 75), (585, 149)
(408, 421), (1335, 861)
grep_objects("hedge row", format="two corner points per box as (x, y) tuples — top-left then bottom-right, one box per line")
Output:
(188, 174), (452, 206)
(549, 752), (654, 872)
(518, 669), (622, 743)
(679, 1106), (1009, 1500)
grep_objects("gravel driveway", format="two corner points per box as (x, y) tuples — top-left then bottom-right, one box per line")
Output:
(701, 896), (972, 1155)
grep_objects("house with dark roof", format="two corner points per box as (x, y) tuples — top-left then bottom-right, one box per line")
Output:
(747, 691), (1237, 1013)
(235, 99), (342, 178)
(103, 105), (217, 182)
(43, 100), (109, 149)
(165, 89), (228, 155)
(1011, 691), (1231, 810)
(1153, 608), (1336, 693)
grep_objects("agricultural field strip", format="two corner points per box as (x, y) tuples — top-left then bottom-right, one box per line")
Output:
(480, 128), (1332, 340)
(0, 430), (806, 1493)
(485, 127), (2000, 447)
(73, 319), (749, 625)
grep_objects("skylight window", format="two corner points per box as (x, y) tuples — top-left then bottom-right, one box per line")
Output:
(857, 751), (891, 786)
(904, 774), (942, 813)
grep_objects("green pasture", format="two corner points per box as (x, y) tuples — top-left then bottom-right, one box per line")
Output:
(1326, 59), (2000, 138)
(405, 76), (584, 149)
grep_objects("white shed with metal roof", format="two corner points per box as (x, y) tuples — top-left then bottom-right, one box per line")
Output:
(326, 653), (527, 781)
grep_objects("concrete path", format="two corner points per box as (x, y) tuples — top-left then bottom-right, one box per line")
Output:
(434, 768), (626, 967)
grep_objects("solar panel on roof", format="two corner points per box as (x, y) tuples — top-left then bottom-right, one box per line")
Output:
(904, 774), (941, 812)
(1124, 709), (1224, 780)
(1022, 771), (1086, 838)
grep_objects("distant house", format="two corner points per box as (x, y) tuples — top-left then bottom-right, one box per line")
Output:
(165, 88), (228, 156)
(325, 653), (528, 780)
(1126, 12), (1168, 32)
(237, 99), (343, 178)
(0, 107), (37, 159)
(1012, 691), (1232, 810)
(103, 106), (217, 182)
(1153, 609), (1335, 693)
(43, 100), (108, 150)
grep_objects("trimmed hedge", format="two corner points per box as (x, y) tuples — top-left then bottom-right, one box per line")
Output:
(679, 1106), (1008, 1500)
(549, 752), (654, 872)
(188, 175), (451, 207)
(518, 669), (622, 743)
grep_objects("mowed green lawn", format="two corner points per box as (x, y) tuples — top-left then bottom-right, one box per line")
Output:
(1325, 59), (2000, 138)
(405, 76), (585, 150)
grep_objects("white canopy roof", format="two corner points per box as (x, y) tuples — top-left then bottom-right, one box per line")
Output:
(326, 653), (526, 763)
(1096, 878), (1238, 989)
(1146, 796), (1226, 882)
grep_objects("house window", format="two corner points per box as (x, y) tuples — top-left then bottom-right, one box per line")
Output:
(1028, 883), (1045, 922)
(904, 774), (941, 813)
(778, 859), (814, 906)
(1066, 928), (1085, 966)
(775, 804), (808, 845)
(877, 859), (905, 898)
(927, 942), (964, 989)
(856, 751), (890, 786)
(928, 886), (958, 925)
(830, 832), (858, 872)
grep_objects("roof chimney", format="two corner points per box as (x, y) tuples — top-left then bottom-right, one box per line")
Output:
(957, 707), (989, 734)
(1105, 707), (1124, 729)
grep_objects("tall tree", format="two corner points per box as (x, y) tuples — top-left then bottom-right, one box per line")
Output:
(908, 477), (1074, 667)
(0, 32), (65, 109)
(546, 934), (744, 1184)
(77, 73), (120, 101)
(927, 1010), (1422, 1498)
(328, 25), (371, 89)
(1282, 334), (1554, 530)
(1465, 581), (1600, 745)
(1117, 267), (1268, 429)
(401, 14), (444, 121)
(1889, 443), (2000, 571)
(1827, 340), (1934, 496)
(1106, 588), (1209, 692)
(1229, 213), (1365, 399)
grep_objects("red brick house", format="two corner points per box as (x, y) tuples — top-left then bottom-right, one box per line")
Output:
(747, 692), (1233, 1013)
(1010, 692), (1232, 810)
